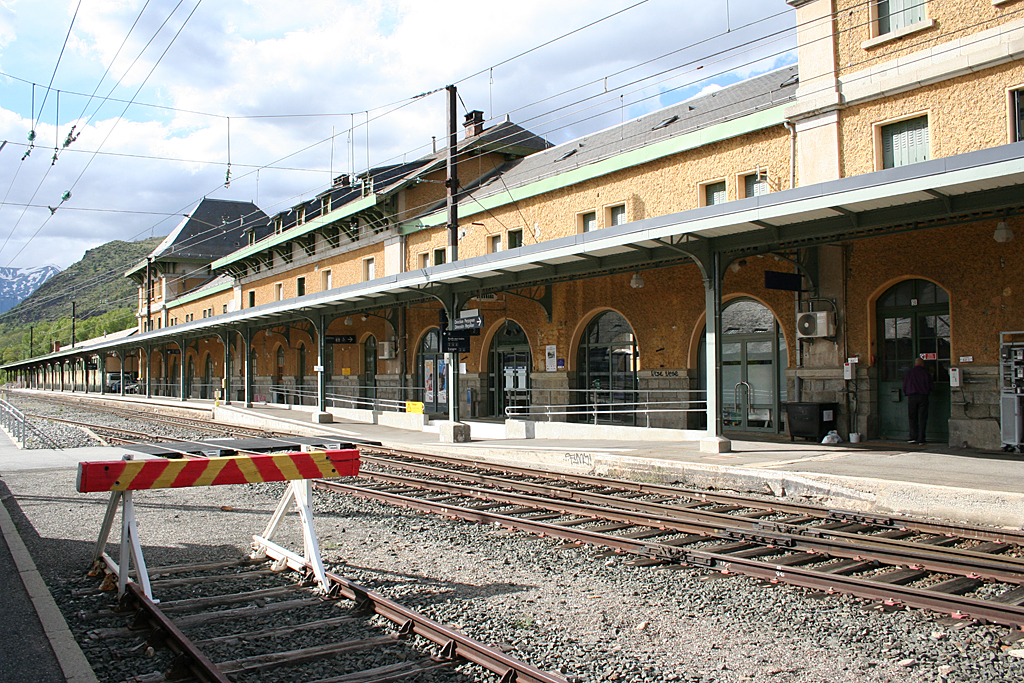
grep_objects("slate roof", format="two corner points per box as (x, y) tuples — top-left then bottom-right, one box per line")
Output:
(128, 199), (270, 277)
(465, 65), (799, 202)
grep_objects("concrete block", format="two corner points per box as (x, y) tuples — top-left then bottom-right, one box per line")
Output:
(311, 411), (333, 424)
(700, 435), (732, 453)
(379, 411), (428, 431)
(439, 421), (471, 443)
(327, 407), (377, 424)
(505, 419), (536, 439)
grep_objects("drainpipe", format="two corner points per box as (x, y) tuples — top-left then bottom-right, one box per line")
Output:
(783, 120), (796, 190)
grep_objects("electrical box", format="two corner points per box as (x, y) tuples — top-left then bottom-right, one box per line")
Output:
(999, 332), (1024, 452)
(378, 341), (396, 359)
(796, 311), (835, 339)
(843, 362), (853, 380)
(949, 367), (961, 388)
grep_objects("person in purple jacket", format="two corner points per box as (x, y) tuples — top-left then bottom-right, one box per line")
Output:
(903, 357), (934, 444)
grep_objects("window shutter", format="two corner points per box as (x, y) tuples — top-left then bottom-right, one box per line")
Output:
(705, 181), (726, 206)
(610, 205), (626, 226)
(1014, 90), (1023, 143)
(882, 116), (928, 169)
(745, 174), (767, 198)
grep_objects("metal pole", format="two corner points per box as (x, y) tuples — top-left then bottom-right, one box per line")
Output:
(445, 85), (461, 425)
(317, 316), (327, 413)
(145, 256), (153, 333)
(29, 327), (33, 358)
(244, 328), (253, 407)
(71, 301), (76, 349)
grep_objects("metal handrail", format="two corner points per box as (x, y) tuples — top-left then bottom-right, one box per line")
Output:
(0, 397), (62, 449)
(505, 392), (707, 426)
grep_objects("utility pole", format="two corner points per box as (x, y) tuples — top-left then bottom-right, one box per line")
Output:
(146, 256), (153, 332)
(71, 301), (76, 349)
(444, 84), (462, 429)
(29, 326), (33, 358)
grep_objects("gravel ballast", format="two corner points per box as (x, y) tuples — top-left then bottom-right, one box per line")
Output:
(1, 459), (1022, 683)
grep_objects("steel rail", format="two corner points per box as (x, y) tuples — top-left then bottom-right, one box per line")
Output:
(362, 448), (1024, 544)
(315, 479), (1024, 628)
(122, 583), (231, 683)
(359, 456), (1024, 579)
(252, 537), (568, 683)
(351, 467), (1024, 583)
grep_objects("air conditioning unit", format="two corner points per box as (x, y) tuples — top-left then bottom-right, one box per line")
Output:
(796, 311), (835, 339)
(378, 341), (396, 359)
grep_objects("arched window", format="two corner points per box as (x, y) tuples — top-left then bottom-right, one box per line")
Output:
(488, 320), (531, 417)
(576, 311), (638, 425)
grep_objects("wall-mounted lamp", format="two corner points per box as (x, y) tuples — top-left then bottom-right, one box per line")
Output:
(994, 220), (1014, 243)
(629, 272), (645, 289)
(344, 316), (353, 326)
(361, 315), (368, 321)
(729, 258), (747, 273)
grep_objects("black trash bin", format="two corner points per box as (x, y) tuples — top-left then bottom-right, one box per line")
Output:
(784, 402), (839, 442)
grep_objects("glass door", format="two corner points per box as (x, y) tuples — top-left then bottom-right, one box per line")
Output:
(488, 320), (531, 418)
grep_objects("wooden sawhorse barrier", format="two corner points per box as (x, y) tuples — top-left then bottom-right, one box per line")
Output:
(76, 449), (360, 600)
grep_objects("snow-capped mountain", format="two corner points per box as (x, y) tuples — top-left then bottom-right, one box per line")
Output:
(0, 266), (61, 314)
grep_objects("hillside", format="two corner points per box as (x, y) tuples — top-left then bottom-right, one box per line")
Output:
(0, 236), (164, 363)
(0, 265), (61, 314)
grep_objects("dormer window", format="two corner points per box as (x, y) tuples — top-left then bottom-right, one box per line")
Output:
(321, 195), (331, 215)
(274, 217), (283, 234)
(296, 207), (305, 225)
(247, 230), (255, 246)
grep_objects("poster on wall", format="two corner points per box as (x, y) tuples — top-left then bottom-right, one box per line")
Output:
(437, 359), (448, 404)
(424, 360), (434, 402)
(545, 345), (557, 372)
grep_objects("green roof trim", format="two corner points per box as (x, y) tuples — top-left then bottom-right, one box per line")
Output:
(167, 280), (233, 308)
(211, 193), (378, 269)
(400, 104), (789, 234)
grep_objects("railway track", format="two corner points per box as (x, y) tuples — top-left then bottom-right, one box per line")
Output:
(79, 554), (566, 683)
(317, 449), (1024, 629)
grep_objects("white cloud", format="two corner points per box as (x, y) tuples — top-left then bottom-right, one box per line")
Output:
(0, 0), (796, 270)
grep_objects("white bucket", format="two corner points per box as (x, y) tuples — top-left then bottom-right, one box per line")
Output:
(849, 432), (861, 443)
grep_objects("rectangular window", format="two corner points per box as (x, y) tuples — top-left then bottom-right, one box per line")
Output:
(296, 207), (306, 225)
(297, 277), (306, 297)
(877, 0), (925, 35)
(202, 310), (208, 319)
(1013, 89), (1024, 143)
(489, 234), (502, 253)
(248, 230), (256, 246)
(274, 217), (283, 234)
(507, 229), (523, 249)
(881, 115), (929, 169)
(580, 211), (597, 233)
(275, 283), (284, 301)
(608, 204), (627, 226)
(248, 291), (256, 308)
(433, 247), (447, 266)
(704, 181), (727, 206)
(743, 173), (769, 198)
(363, 257), (375, 281)
(222, 304), (227, 314)
(321, 195), (331, 215)
(321, 269), (332, 291)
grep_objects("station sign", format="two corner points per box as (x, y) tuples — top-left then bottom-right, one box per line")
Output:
(325, 335), (357, 344)
(919, 353), (937, 360)
(451, 315), (483, 331)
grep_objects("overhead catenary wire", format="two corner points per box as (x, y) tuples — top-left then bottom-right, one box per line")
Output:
(0, 0), (983, 333)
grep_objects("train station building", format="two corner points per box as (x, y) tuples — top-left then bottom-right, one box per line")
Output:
(6, 0), (1024, 452)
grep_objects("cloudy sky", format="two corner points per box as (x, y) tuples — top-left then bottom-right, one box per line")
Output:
(0, 0), (796, 271)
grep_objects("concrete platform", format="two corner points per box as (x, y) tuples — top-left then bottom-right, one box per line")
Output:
(8, 389), (1024, 528)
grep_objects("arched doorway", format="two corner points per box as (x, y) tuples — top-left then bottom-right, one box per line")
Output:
(576, 311), (638, 425)
(699, 299), (788, 433)
(274, 346), (285, 403)
(297, 344), (307, 405)
(876, 279), (950, 442)
(362, 336), (377, 408)
(417, 328), (446, 415)
(488, 320), (531, 417)
(186, 357), (195, 399)
(202, 354), (213, 399)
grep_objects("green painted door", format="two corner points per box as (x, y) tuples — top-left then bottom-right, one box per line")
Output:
(877, 280), (950, 442)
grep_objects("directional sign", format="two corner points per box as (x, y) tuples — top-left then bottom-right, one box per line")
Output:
(442, 330), (471, 353)
(452, 315), (483, 331)
(325, 335), (357, 344)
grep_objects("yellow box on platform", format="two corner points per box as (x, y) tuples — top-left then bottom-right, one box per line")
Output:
(406, 401), (424, 414)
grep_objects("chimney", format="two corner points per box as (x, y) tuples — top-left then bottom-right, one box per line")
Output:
(463, 110), (484, 138)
